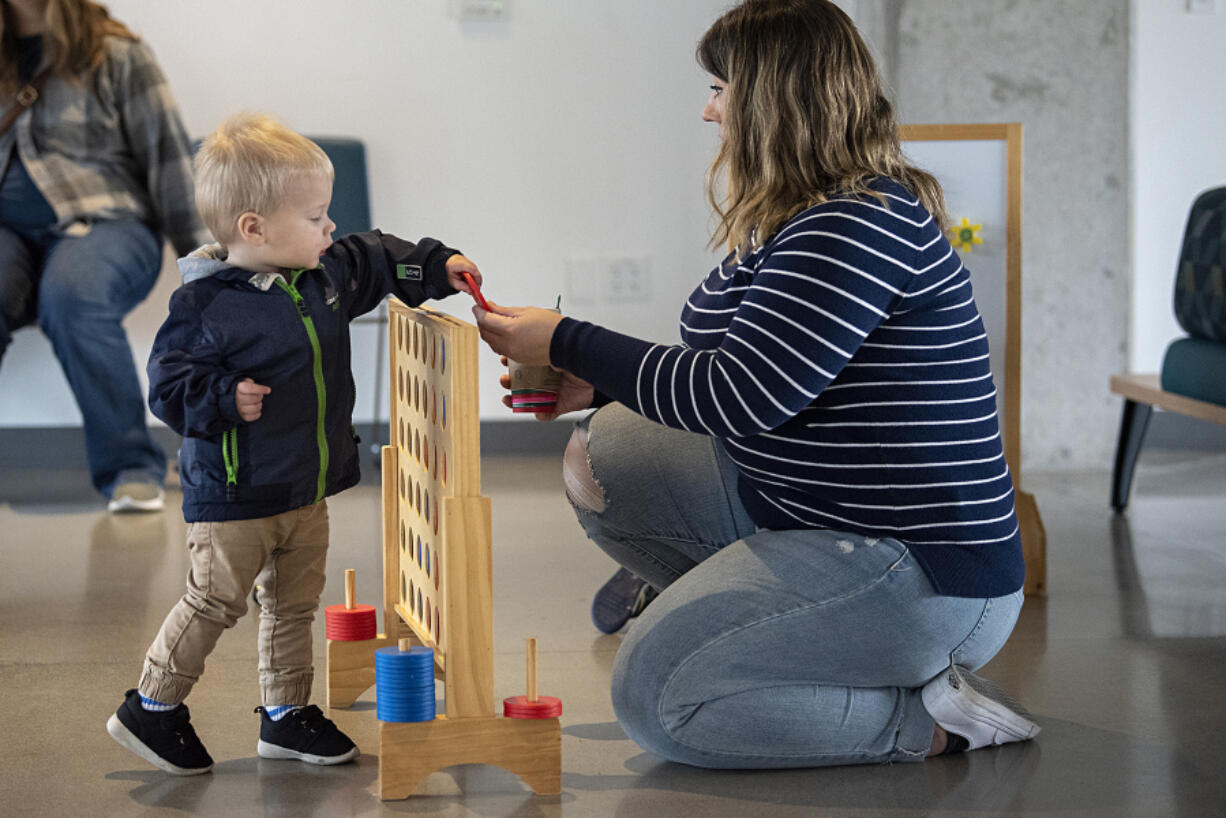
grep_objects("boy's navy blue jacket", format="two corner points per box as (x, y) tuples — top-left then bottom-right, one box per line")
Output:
(148, 231), (460, 522)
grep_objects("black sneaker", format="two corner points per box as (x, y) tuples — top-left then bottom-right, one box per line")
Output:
(591, 568), (658, 634)
(106, 689), (214, 775)
(255, 705), (358, 765)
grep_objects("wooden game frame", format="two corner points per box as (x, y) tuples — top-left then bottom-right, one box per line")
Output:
(900, 123), (1045, 595)
(325, 301), (560, 798)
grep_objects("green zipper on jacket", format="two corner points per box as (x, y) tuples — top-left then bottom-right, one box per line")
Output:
(222, 427), (238, 501)
(274, 270), (329, 503)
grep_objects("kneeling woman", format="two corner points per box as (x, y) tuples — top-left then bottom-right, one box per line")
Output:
(474, 0), (1038, 767)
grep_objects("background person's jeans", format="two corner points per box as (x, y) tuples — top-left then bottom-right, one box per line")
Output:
(572, 403), (1024, 768)
(0, 220), (165, 497)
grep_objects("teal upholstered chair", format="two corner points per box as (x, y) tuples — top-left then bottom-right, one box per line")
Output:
(1110, 185), (1226, 510)
(312, 137), (372, 237)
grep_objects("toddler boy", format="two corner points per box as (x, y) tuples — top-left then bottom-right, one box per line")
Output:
(106, 113), (482, 775)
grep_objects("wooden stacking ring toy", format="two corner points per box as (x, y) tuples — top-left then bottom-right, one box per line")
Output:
(325, 568), (377, 641)
(376, 638), (435, 723)
(503, 637), (563, 719)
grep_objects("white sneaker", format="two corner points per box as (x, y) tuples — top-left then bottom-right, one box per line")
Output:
(921, 665), (1040, 751)
(108, 482), (165, 513)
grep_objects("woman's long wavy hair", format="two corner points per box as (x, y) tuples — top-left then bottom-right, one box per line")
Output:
(698, 0), (947, 255)
(0, 0), (137, 97)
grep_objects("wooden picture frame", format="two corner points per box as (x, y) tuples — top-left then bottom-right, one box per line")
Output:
(900, 123), (1045, 595)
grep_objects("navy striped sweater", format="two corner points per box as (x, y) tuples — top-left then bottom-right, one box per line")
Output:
(551, 178), (1024, 598)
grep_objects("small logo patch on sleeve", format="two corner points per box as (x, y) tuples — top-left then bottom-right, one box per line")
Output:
(396, 264), (423, 281)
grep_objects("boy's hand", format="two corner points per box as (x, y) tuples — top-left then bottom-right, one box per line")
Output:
(236, 378), (271, 422)
(446, 255), (482, 295)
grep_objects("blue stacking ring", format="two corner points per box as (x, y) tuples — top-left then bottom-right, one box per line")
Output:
(375, 646), (436, 723)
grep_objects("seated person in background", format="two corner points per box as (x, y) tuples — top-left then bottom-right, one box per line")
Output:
(106, 112), (483, 776)
(0, 0), (209, 511)
(473, 0), (1038, 771)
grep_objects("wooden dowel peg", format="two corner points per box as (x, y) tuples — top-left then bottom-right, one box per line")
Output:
(399, 637), (412, 652)
(527, 637), (538, 703)
(324, 570), (376, 641)
(504, 635), (559, 718)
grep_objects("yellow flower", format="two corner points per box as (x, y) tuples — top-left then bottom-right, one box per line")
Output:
(948, 217), (983, 252)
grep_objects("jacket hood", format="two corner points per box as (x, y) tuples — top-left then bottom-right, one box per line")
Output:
(178, 243), (233, 284)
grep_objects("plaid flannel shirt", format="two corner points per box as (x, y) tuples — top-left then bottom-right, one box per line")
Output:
(0, 35), (208, 255)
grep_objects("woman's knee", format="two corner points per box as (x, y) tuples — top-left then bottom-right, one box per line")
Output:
(39, 221), (161, 321)
(610, 643), (665, 754)
(35, 262), (94, 323)
(563, 424), (607, 513)
(610, 623), (694, 763)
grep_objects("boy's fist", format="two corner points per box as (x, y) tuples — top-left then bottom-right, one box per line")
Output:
(445, 254), (482, 294)
(236, 378), (271, 422)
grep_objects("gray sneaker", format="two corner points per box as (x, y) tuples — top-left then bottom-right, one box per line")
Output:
(921, 665), (1040, 751)
(591, 568), (658, 634)
(108, 481), (165, 513)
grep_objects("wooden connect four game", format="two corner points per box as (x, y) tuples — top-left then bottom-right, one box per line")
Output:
(325, 300), (561, 799)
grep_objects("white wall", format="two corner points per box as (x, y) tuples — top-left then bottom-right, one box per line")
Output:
(0, 0), (731, 425)
(11, 0), (1217, 452)
(1131, 0), (1226, 372)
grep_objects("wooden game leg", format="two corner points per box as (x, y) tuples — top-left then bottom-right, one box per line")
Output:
(379, 716), (561, 798)
(325, 563), (417, 709)
(326, 630), (420, 709)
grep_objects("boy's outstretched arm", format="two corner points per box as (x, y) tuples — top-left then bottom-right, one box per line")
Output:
(324, 230), (480, 317)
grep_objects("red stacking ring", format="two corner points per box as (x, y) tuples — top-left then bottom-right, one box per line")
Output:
(503, 695), (562, 719)
(325, 603), (377, 641)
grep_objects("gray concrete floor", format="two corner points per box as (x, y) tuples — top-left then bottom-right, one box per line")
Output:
(1, 446), (1224, 817)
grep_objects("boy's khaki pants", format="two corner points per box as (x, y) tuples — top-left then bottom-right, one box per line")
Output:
(139, 501), (329, 707)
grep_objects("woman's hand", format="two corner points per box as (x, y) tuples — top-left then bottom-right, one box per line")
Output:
(497, 357), (594, 421)
(472, 301), (563, 366)
(445, 254), (482, 294)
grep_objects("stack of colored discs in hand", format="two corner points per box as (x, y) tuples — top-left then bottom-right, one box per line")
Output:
(324, 603), (377, 641)
(375, 645), (436, 723)
(510, 390), (559, 413)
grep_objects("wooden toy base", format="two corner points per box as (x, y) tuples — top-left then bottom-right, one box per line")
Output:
(379, 715), (561, 798)
(326, 632), (419, 709)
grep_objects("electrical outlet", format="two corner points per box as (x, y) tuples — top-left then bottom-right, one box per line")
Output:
(599, 256), (652, 303)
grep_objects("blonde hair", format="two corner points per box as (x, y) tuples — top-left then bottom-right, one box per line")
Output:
(697, 0), (948, 255)
(193, 112), (333, 246)
(0, 0), (137, 96)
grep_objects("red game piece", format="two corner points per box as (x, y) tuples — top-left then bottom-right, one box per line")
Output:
(461, 272), (491, 311)
(503, 695), (563, 719)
